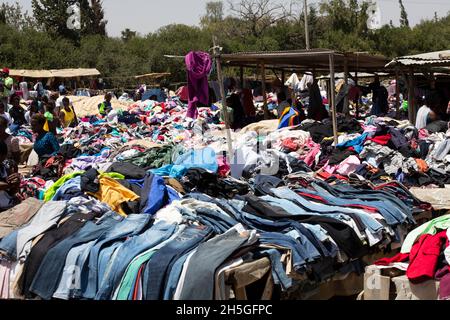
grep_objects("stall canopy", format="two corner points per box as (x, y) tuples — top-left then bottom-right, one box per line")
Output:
(385, 49), (450, 124)
(385, 50), (450, 68)
(134, 72), (171, 80)
(9, 68), (101, 78)
(216, 48), (390, 145)
(221, 49), (389, 73)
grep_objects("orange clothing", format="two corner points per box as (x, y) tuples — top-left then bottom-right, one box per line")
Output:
(415, 159), (429, 173)
(88, 176), (139, 216)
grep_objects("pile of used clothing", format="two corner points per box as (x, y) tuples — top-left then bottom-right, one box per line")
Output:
(0, 95), (446, 301)
(0, 169), (431, 300)
(375, 215), (450, 300)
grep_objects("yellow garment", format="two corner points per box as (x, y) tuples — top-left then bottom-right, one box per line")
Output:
(60, 106), (75, 128)
(43, 120), (50, 132)
(88, 176), (140, 217)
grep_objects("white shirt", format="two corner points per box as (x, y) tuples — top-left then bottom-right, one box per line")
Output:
(56, 95), (73, 108)
(415, 105), (431, 129)
(25, 111), (32, 125)
(0, 113), (12, 126)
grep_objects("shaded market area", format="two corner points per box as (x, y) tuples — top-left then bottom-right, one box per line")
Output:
(0, 45), (449, 301)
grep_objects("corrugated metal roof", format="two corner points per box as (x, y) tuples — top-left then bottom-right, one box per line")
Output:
(386, 50), (450, 67)
(221, 49), (388, 72)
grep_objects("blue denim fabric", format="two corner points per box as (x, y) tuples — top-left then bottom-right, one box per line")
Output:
(142, 225), (213, 300)
(270, 188), (384, 233)
(255, 248), (294, 291)
(81, 214), (153, 299)
(116, 226), (187, 300)
(259, 232), (309, 273)
(162, 250), (194, 300)
(177, 199), (240, 234)
(29, 211), (123, 300)
(285, 229), (322, 262)
(95, 222), (177, 300)
(260, 195), (320, 216)
(302, 224), (338, 258)
(97, 241), (123, 289)
(294, 184), (410, 226)
(53, 241), (95, 300)
(68, 240), (96, 298)
(312, 181), (415, 224)
(52, 176), (82, 201)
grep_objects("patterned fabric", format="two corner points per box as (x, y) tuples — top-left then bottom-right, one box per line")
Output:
(18, 177), (46, 201)
(33, 132), (60, 158)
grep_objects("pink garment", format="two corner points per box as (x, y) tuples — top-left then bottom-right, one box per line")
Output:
(418, 128), (429, 140)
(185, 51), (212, 119)
(176, 86), (189, 101)
(303, 145), (321, 167)
(217, 155), (230, 177)
(322, 161), (337, 174)
(0, 260), (11, 299)
(336, 155), (361, 176)
(362, 125), (378, 133)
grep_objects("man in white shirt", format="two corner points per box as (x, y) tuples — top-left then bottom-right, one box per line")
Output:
(55, 87), (73, 113)
(415, 104), (431, 130)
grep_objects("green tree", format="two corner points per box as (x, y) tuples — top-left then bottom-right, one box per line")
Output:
(0, 1), (39, 30)
(201, 1), (224, 27)
(32, 0), (108, 41)
(85, 0), (107, 36)
(121, 28), (137, 42)
(399, 0), (409, 28)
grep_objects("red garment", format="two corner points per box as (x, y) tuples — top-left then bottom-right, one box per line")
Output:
(217, 155), (230, 177)
(175, 86), (189, 101)
(296, 192), (328, 204)
(344, 204), (379, 214)
(368, 134), (392, 145)
(407, 231), (449, 284)
(316, 171), (349, 181)
(133, 264), (146, 300)
(282, 138), (299, 152)
(241, 89), (256, 117)
(375, 253), (409, 266)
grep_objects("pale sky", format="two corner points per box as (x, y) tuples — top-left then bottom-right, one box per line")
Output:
(8, 0), (450, 37)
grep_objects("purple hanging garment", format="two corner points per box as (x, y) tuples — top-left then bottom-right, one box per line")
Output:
(185, 51), (212, 119)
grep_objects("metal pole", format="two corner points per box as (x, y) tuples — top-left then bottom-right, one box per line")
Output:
(261, 62), (269, 119)
(213, 39), (234, 164)
(329, 54), (338, 145)
(304, 0), (310, 50)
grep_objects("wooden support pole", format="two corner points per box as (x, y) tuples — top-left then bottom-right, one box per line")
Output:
(213, 40), (234, 164)
(395, 68), (400, 118)
(343, 58), (349, 116)
(329, 54), (338, 146)
(261, 62), (269, 119)
(240, 66), (244, 89)
(408, 68), (415, 124)
(355, 71), (359, 119)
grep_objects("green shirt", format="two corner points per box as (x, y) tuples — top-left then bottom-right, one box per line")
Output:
(401, 214), (450, 253)
(4, 77), (13, 97)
